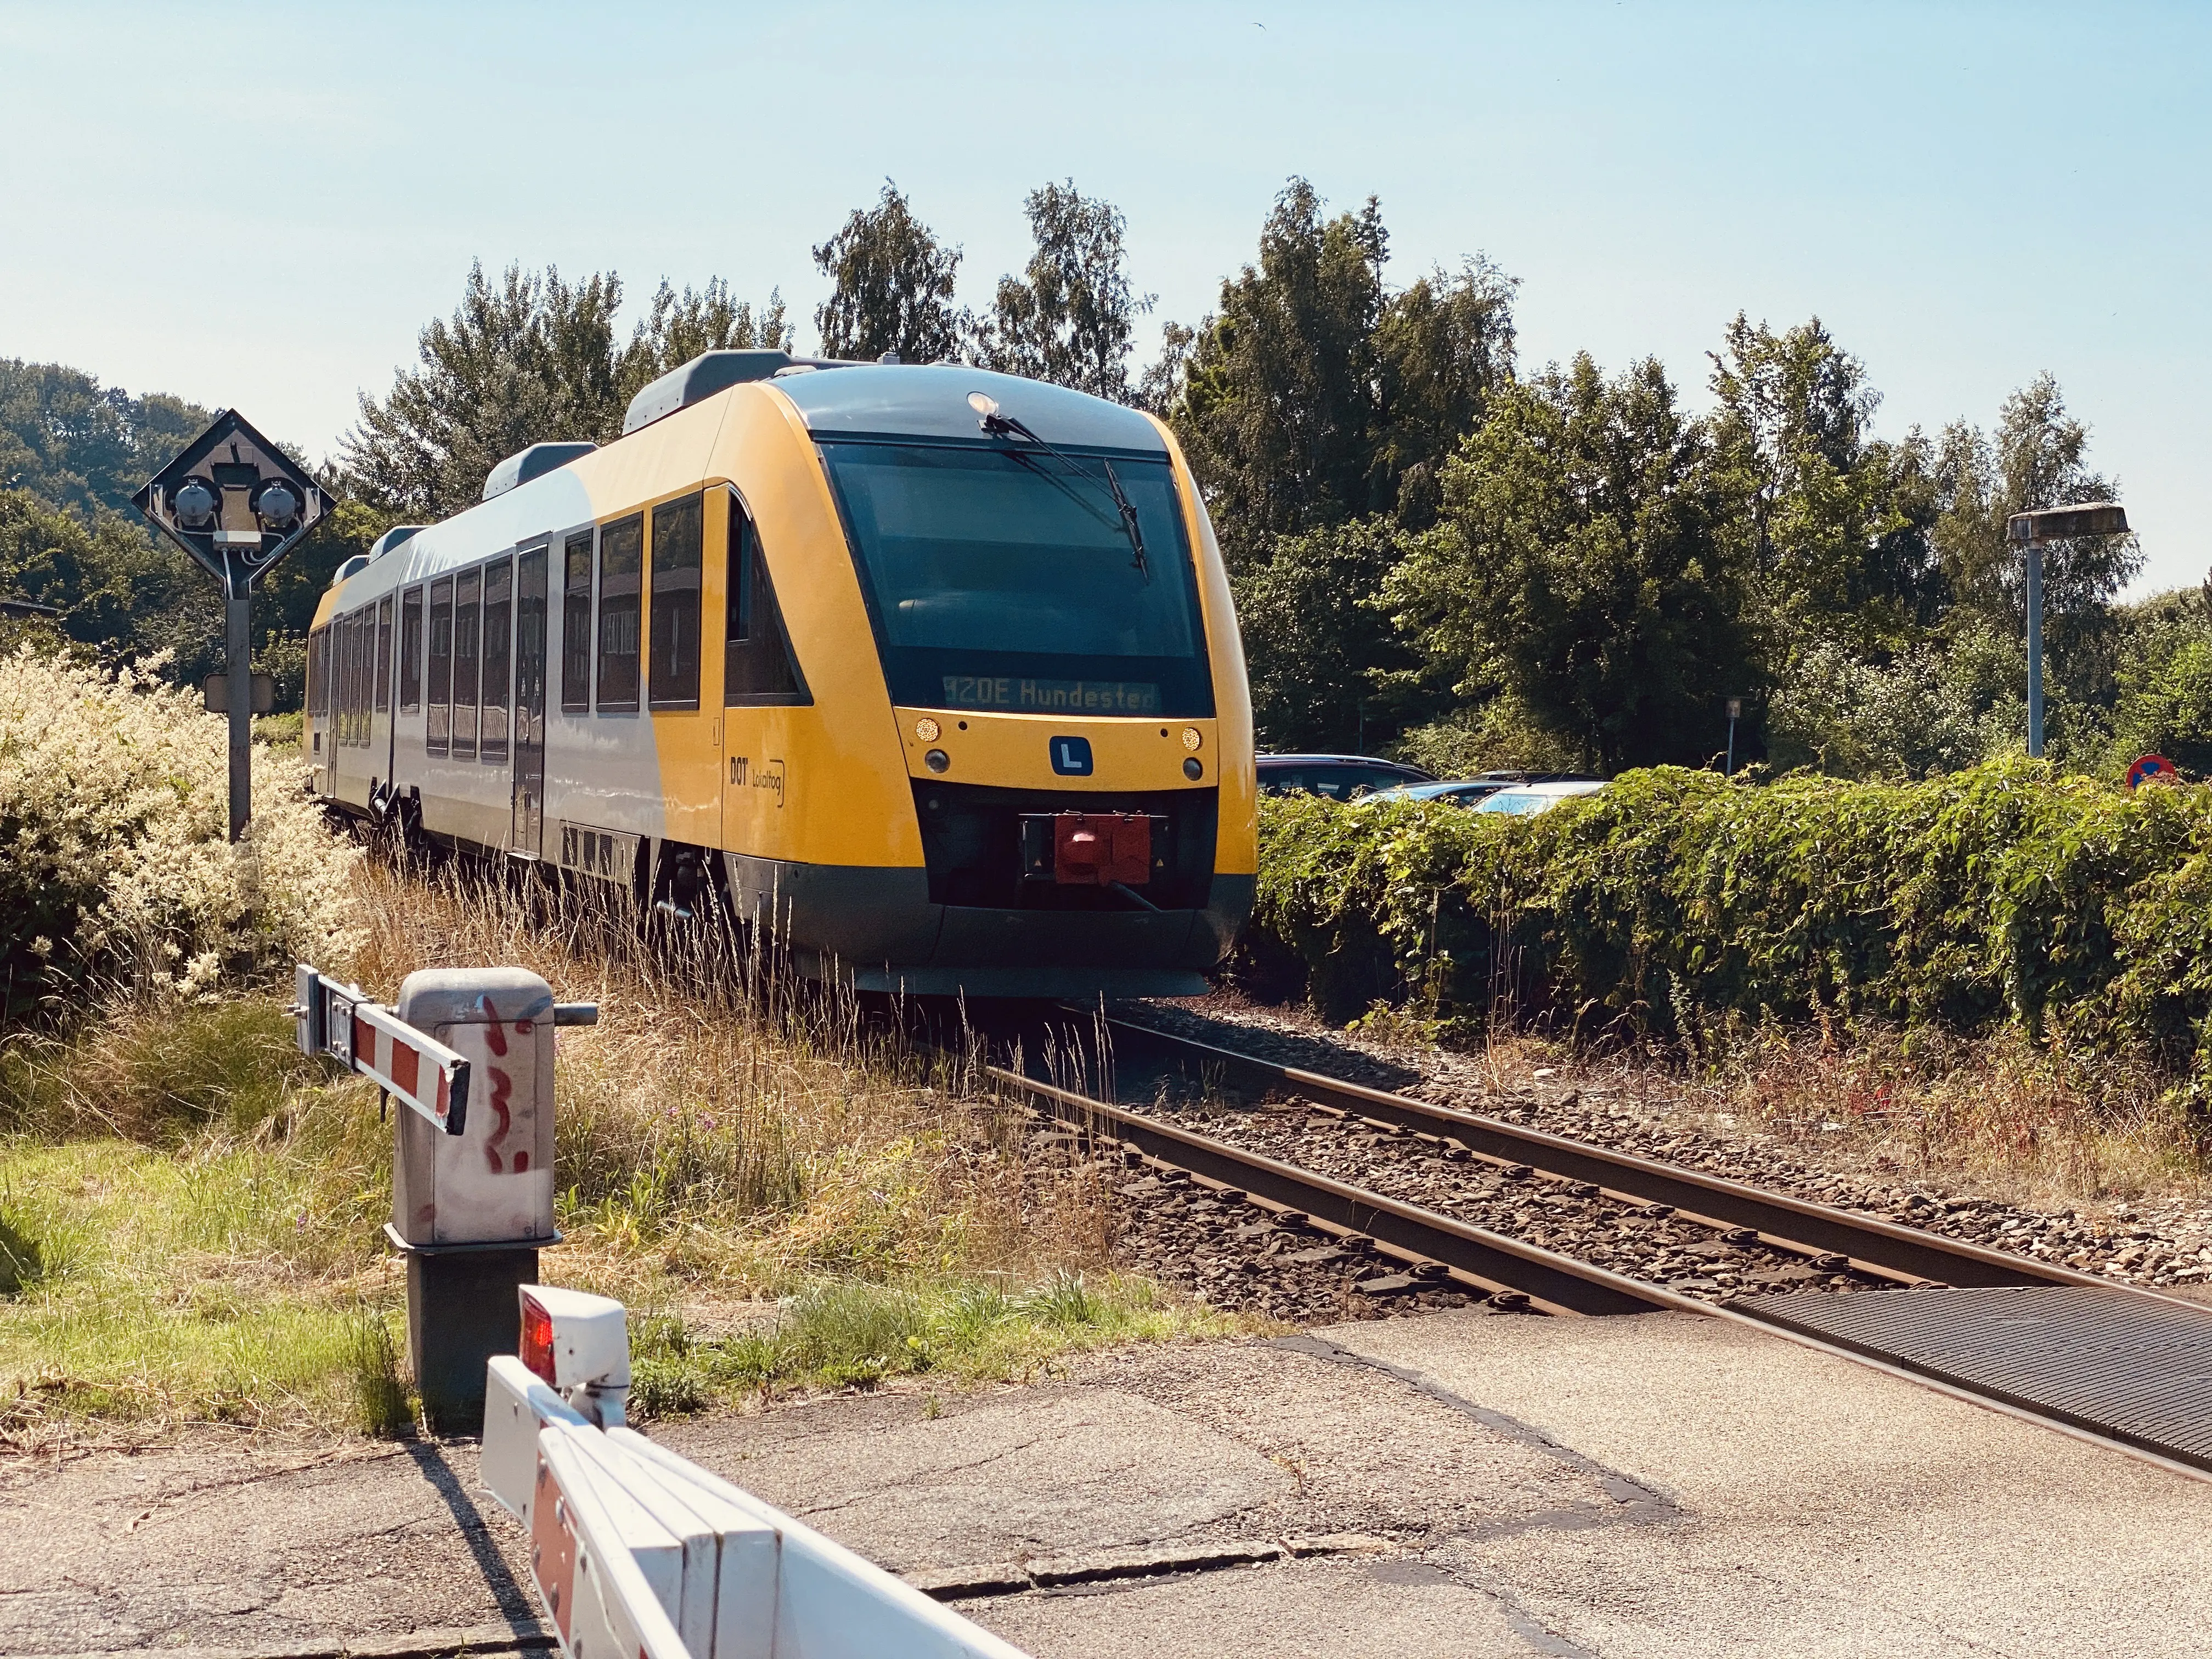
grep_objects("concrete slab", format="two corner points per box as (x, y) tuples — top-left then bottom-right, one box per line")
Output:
(1333, 1309), (2212, 1658)
(973, 1554), (1539, 1658)
(0, 1437), (541, 1658)
(655, 1337), (1611, 1570)
(10, 1305), (2212, 1656)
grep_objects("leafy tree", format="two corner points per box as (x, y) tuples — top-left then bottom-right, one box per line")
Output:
(1384, 354), (1753, 774)
(1929, 373), (2141, 724)
(1232, 517), (1429, 752)
(341, 262), (628, 520)
(0, 360), (210, 518)
(624, 278), (792, 390)
(1705, 315), (1943, 657)
(1159, 180), (1516, 569)
(0, 488), (218, 680)
(812, 182), (968, 364)
(1167, 180), (1391, 566)
(342, 263), (789, 521)
(1932, 373), (2138, 633)
(981, 181), (1152, 400)
(1369, 258), (1517, 530)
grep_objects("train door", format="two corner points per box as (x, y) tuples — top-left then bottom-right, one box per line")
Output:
(648, 491), (720, 851)
(511, 544), (549, 857)
(371, 593), (396, 797)
(720, 490), (806, 874)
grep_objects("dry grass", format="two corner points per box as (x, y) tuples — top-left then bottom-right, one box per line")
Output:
(0, 853), (1240, 1442)
(1463, 1016), (2210, 1214)
(350, 856), (1123, 1310)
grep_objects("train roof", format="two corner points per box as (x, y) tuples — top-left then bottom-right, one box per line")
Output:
(772, 364), (1167, 454)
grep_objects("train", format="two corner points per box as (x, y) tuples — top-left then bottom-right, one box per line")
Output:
(304, 350), (1257, 998)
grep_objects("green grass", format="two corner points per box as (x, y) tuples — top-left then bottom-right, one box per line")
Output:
(0, 1135), (403, 1438)
(627, 1271), (1234, 1418)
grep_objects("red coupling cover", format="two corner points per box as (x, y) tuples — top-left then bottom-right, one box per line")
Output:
(1054, 812), (1152, 885)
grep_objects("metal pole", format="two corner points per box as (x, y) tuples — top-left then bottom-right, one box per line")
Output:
(1726, 714), (1736, 777)
(2025, 537), (2045, 759)
(227, 584), (252, 840)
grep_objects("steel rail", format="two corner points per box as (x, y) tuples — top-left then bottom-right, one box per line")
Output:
(1096, 1013), (2182, 1303)
(988, 1064), (1696, 1318)
(992, 1049), (2212, 1488)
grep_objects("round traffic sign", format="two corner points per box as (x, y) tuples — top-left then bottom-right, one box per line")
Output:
(2128, 754), (2180, 789)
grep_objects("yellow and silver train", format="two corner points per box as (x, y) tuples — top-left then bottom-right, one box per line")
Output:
(306, 352), (1256, 997)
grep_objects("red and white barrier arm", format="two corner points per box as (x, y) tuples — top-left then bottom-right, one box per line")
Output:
(293, 963), (472, 1135)
(484, 1288), (1031, 1659)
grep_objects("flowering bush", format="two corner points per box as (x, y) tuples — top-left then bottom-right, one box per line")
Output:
(0, 645), (359, 1014)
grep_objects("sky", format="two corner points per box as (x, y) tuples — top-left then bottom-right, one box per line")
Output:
(4, 1), (2208, 592)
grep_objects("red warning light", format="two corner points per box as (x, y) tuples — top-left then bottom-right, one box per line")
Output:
(520, 1291), (557, 1385)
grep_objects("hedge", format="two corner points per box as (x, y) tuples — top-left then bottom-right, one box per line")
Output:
(1240, 760), (2212, 1092)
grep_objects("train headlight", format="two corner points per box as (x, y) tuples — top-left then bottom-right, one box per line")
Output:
(1181, 727), (1202, 752)
(1183, 757), (1203, 780)
(967, 392), (999, 419)
(925, 748), (950, 774)
(915, 717), (940, 741)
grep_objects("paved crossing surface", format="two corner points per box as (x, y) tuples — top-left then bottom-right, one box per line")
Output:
(5, 1308), (2210, 1656)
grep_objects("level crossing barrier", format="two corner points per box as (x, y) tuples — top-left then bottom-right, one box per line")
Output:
(295, 962), (597, 1431)
(300, 961), (1028, 1652)
(484, 1286), (1031, 1659)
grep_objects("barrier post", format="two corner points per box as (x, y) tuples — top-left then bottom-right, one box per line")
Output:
(383, 966), (577, 1435)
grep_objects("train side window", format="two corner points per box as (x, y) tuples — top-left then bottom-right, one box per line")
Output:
(724, 493), (807, 705)
(343, 613), (362, 746)
(453, 566), (482, 757)
(597, 514), (642, 712)
(427, 576), (453, 754)
(400, 586), (424, 713)
(482, 554), (512, 761)
(560, 530), (593, 713)
(648, 492), (703, 710)
(374, 596), (394, 714)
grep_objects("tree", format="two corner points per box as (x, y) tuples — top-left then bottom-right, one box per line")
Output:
(1167, 180), (1391, 566)
(1369, 258), (1518, 530)
(342, 263), (789, 521)
(1932, 373), (2139, 630)
(1384, 354), (1753, 774)
(1232, 517), (1426, 752)
(0, 360), (210, 518)
(341, 262), (628, 520)
(623, 278), (792, 394)
(812, 182), (968, 364)
(981, 181), (1152, 400)
(1705, 315), (1944, 657)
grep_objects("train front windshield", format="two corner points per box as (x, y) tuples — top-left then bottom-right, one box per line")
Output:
(821, 441), (1215, 718)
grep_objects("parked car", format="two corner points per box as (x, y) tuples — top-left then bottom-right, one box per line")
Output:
(1357, 778), (1514, 808)
(1255, 753), (1435, 800)
(1472, 779), (1609, 815)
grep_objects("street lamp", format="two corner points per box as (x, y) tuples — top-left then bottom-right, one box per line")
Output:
(2005, 502), (2129, 759)
(1724, 697), (1742, 776)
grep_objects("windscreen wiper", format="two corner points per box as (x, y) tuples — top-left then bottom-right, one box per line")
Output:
(968, 392), (1149, 579)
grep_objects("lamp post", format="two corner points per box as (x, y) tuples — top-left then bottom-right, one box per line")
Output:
(1724, 697), (1742, 776)
(2005, 503), (2129, 759)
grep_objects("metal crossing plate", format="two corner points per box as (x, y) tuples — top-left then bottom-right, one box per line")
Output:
(1736, 1285), (2212, 1471)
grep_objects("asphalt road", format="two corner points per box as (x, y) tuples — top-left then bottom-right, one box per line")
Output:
(6, 1307), (2210, 1657)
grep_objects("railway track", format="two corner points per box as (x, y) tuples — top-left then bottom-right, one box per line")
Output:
(967, 1004), (2212, 1483)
